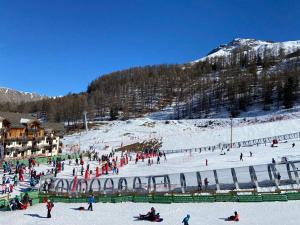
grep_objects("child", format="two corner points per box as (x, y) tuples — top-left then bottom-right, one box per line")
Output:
(227, 211), (239, 221)
(1, 184), (5, 194)
(182, 214), (190, 225)
(46, 200), (54, 218)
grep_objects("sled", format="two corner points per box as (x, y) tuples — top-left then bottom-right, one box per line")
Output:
(134, 215), (164, 222)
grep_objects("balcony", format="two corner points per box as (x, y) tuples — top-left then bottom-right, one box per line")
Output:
(2, 136), (45, 143)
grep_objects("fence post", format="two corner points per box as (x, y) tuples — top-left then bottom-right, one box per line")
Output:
(213, 170), (220, 191)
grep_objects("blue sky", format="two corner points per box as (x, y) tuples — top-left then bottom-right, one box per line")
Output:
(0, 0), (300, 96)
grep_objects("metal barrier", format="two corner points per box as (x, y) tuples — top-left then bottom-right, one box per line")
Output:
(162, 131), (300, 154)
(42, 160), (300, 195)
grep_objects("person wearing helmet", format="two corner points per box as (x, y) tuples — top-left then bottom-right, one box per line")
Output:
(182, 214), (190, 225)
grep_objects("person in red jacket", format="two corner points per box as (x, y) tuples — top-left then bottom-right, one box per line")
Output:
(227, 211), (239, 222)
(46, 200), (54, 218)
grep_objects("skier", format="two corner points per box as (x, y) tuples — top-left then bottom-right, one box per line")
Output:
(292, 143), (295, 148)
(277, 172), (281, 184)
(163, 152), (167, 162)
(2, 175), (6, 185)
(240, 153), (243, 161)
(250, 151), (253, 157)
(81, 166), (84, 176)
(157, 156), (160, 164)
(204, 177), (209, 190)
(46, 200), (54, 218)
(54, 167), (58, 177)
(87, 194), (95, 211)
(272, 158), (276, 164)
(205, 159), (208, 166)
(182, 214), (190, 225)
(227, 211), (239, 221)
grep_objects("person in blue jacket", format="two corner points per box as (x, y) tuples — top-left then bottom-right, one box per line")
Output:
(182, 214), (190, 225)
(87, 194), (95, 211)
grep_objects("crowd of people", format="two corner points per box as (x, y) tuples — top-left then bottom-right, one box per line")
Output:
(2, 139), (293, 224)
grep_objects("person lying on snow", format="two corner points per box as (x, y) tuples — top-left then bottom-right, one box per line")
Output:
(14, 195), (27, 210)
(139, 207), (160, 221)
(227, 211), (240, 222)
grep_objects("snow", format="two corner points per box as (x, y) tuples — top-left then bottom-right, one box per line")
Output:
(192, 38), (300, 63)
(3, 112), (300, 224)
(62, 115), (300, 152)
(55, 139), (300, 179)
(1, 201), (300, 225)
(0, 87), (46, 100)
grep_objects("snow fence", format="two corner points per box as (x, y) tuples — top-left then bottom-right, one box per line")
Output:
(41, 160), (300, 195)
(163, 131), (300, 154)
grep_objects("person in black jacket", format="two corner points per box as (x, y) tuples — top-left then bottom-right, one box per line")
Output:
(140, 207), (157, 221)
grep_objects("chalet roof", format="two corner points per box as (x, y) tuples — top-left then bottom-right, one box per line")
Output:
(0, 112), (35, 126)
(10, 124), (25, 129)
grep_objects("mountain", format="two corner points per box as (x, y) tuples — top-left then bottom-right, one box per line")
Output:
(4, 38), (300, 122)
(192, 38), (300, 63)
(0, 87), (47, 103)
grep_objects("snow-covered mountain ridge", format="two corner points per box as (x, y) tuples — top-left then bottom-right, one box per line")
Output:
(192, 38), (300, 63)
(0, 87), (47, 103)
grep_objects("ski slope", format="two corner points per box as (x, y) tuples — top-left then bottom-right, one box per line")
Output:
(57, 139), (300, 179)
(63, 116), (300, 153)
(1, 201), (299, 225)
(2, 114), (300, 225)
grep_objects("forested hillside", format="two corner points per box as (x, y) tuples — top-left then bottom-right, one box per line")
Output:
(1, 38), (300, 123)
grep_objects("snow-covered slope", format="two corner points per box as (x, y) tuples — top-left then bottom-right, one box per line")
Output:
(2, 201), (300, 225)
(62, 112), (300, 152)
(192, 38), (300, 63)
(0, 87), (46, 103)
